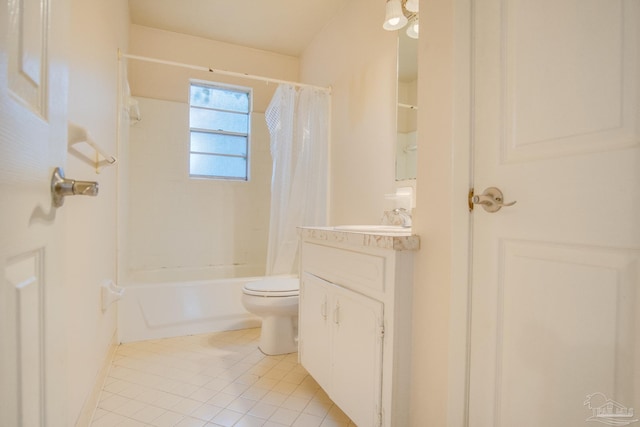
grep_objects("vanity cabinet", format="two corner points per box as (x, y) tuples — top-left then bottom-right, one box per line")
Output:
(301, 273), (383, 426)
(298, 228), (419, 427)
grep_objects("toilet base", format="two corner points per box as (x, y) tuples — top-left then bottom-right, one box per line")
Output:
(258, 315), (298, 355)
(241, 287), (299, 356)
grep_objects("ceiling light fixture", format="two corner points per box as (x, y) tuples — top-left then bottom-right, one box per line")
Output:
(383, 0), (407, 30)
(383, 0), (419, 39)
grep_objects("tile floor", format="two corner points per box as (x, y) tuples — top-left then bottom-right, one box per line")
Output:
(90, 328), (356, 427)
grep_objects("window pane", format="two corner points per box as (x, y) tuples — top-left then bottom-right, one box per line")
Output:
(190, 153), (247, 179)
(191, 132), (247, 156)
(190, 85), (249, 112)
(190, 107), (248, 133)
(189, 81), (250, 181)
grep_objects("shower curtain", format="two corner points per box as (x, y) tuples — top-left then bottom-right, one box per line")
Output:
(265, 84), (330, 276)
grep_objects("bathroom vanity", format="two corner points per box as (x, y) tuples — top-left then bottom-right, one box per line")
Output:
(298, 227), (420, 427)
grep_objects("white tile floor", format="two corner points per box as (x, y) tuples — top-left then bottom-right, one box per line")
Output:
(90, 328), (356, 427)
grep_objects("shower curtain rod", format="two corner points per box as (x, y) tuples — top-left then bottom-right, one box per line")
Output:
(119, 51), (331, 94)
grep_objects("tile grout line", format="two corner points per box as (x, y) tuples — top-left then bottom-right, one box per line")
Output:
(90, 328), (355, 427)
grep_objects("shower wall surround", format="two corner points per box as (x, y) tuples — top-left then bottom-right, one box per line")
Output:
(126, 26), (299, 279)
(128, 97), (271, 278)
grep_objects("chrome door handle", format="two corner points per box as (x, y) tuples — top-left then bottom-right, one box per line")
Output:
(51, 167), (99, 207)
(470, 187), (516, 213)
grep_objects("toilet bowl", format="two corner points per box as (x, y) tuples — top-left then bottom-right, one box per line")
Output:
(241, 277), (299, 355)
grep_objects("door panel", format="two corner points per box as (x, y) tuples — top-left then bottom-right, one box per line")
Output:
(502, 0), (636, 162)
(472, 240), (637, 426)
(470, 0), (640, 425)
(5, 250), (46, 426)
(0, 0), (70, 425)
(7, 0), (49, 114)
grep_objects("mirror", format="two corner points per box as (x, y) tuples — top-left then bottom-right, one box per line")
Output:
(395, 31), (418, 181)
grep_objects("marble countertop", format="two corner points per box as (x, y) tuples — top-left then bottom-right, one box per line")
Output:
(298, 226), (420, 251)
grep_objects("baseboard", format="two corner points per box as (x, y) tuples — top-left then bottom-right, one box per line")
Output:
(74, 331), (119, 427)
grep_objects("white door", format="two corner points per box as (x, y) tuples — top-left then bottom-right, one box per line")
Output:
(0, 0), (70, 425)
(469, 0), (640, 426)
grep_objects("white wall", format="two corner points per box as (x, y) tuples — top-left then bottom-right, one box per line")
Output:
(66, 0), (129, 424)
(410, 0), (472, 425)
(300, 0), (399, 225)
(125, 25), (300, 280)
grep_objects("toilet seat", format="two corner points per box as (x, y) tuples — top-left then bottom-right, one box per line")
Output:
(241, 277), (300, 354)
(243, 277), (299, 297)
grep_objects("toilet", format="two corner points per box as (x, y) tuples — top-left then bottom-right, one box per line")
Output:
(241, 277), (300, 355)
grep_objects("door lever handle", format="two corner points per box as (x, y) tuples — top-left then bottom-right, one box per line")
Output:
(51, 167), (99, 207)
(470, 187), (516, 213)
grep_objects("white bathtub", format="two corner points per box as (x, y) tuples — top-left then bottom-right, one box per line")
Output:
(118, 275), (267, 343)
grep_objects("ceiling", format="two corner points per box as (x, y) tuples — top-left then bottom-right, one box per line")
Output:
(129, 0), (347, 57)
(128, 0), (418, 82)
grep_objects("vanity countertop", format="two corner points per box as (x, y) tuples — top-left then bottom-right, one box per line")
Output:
(298, 226), (420, 251)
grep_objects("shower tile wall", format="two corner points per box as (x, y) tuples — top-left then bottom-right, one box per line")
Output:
(128, 98), (271, 279)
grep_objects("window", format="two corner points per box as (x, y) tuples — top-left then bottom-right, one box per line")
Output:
(189, 82), (251, 180)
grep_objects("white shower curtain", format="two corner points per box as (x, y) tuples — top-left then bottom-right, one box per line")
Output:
(265, 84), (330, 276)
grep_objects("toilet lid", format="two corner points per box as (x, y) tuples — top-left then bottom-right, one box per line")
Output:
(243, 277), (299, 297)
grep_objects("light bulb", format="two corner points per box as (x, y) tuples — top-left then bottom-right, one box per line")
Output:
(406, 16), (419, 39)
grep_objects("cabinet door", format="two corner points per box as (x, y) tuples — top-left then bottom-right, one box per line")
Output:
(299, 273), (332, 392)
(331, 285), (384, 427)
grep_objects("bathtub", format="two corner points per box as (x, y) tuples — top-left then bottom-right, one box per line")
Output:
(118, 274), (267, 343)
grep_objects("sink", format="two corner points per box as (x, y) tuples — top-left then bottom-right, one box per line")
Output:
(332, 225), (411, 234)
